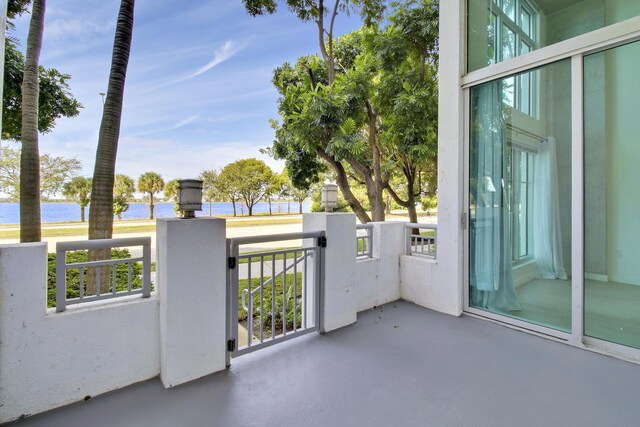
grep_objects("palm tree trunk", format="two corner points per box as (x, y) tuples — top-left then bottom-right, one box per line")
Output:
(80, 206), (85, 222)
(19, 0), (46, 243)
(149, 193), (154, 219)
(88, 0), (135, 241)
(87, 0), (135, 294)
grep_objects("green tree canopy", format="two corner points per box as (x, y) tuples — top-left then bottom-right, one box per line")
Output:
(164, 178), (181, 216)
(218, 158), (273, 216)
(113, 173), (135, 220)
(63, 176), (92, 222)
(137, 172), (164, 220)
(0, 146), (81, 201)
(262, 0), (439, 223)
(2, 36), (82, 140)
(199, 168), (221, 216)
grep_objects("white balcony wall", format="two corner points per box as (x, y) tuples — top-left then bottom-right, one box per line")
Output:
(355, 222), (404, 311)
(0, 243), (160, 423)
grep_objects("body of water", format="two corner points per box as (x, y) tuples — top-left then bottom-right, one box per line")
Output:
(0, 201), (312, 224)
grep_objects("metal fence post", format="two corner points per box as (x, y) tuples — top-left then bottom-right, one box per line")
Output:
(56, 249), (66, 312)
(142, 241), (151, 298)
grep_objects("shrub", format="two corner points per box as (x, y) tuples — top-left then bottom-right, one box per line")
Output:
(237, 269), (304, 336)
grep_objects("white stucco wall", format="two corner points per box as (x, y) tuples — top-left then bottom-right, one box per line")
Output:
(400, 255), (458, 317)
(303, 213), (357, 332)
(355, 222), (404, 312)
(156, 218), (227, 388)
(0, 243), (160, 423)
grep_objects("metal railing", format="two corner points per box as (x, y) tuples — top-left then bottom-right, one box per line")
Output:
(227, 232), (324, 359)
(55, 237), (151, 312)
(405, 223), (437, 259)
(356, 224), (373, 259)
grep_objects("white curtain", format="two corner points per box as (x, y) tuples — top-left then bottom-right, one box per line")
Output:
(470, 83), (521, 311)
(532, 137), (567, 280)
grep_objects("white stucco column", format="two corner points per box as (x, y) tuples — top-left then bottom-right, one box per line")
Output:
(303, 213), (357, 332)
(436, 0), (465, 316)
(157, 217), (226, 388)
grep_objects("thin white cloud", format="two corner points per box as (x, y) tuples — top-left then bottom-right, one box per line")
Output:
(146, 40), (244, 92)
(134, 114), (201, 137)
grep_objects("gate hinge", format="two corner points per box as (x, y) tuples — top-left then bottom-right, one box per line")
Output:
(228, 257), (237, 269)
(461, 212), (468, 230)
(318, 236), (327, 248)
(227, 338), (236, 352)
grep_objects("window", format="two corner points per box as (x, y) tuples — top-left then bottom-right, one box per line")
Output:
(468, 0), (640, 73)
(509, 147), (534, 261)
(488, 0), (537, 64)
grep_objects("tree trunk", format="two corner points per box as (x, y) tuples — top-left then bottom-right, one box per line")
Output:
(268, 197), (272, 215)
(209, 201), (212, 216)
(86, 1), (134, 294)
(88, 0), (135, 242)
(316, 147), (370, 223)
(118, 212), (122, 220)
(148, 192), (154, 219)
(299, 200), (303, 214)
(365, 103), (385, 222)
(80, 206), (85, 222)
(232, 197), (237, 217)
(287, 197), (290, 214)
(19, 0), (46, 243)
(385, 193), (391, 214)
(248, 203), (253, 216)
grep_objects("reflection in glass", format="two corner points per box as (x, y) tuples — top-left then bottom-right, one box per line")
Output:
(469, 60), (572, 332)
(468, 0), (640, 72)
(584, 42), (640, 349)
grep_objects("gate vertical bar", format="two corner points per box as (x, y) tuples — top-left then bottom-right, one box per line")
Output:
(247, 256), (253, 347)
(293, 250), (298, 332)
(282, 255), (287, 335)
(259, 255), (264, 343)
(271, 255), (276, 339)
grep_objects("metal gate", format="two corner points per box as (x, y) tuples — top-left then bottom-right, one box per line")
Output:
(226, 231), (325, 361)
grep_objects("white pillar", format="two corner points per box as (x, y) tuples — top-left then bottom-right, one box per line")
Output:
(303, 213), (357, 332)
(157, 218), (226, 388)
(436, 0), (465, 316)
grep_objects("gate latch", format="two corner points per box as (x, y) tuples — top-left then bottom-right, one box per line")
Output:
(318, 236), (327, 248)
(227, 338), (236, 352)
(228, 257), (237, 269)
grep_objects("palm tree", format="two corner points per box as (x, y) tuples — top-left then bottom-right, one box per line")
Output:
(86, 0), (134, 295)
(113, 173), (135, 220)
(88, 0), (135, 241)
(164, 178), (180, 216)
(19, 0), (46, 242)
(138, 172), (164, 219)
(63, 177), (92, 222)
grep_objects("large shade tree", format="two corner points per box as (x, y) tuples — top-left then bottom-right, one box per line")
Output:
(244, 0), (386, 223)
(0, 146), (81, 200)
(138, 172), (164, 220)
(218, 158), (273, 216)
(88, 0), (135, 241)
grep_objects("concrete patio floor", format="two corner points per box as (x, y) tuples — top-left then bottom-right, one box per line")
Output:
(10, 300), (640, 427)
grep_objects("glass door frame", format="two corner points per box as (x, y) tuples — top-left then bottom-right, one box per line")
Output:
(462, 12), (640, 359)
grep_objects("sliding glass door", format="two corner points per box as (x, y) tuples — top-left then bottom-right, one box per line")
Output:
(468, 59), (573, 333)
(583, 41), (640, 350)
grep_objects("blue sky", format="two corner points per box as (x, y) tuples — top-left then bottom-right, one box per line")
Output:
(10, 0), (363, 181)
